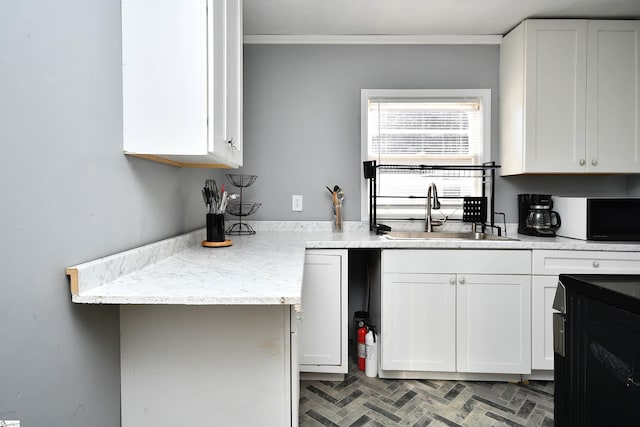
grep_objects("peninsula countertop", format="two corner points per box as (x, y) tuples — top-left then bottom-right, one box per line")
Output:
(66, 223), (640, 307)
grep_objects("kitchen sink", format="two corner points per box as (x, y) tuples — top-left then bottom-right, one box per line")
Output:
(383, 231), (519, 241)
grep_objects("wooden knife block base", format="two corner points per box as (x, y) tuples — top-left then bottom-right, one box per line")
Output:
(201, 240), (233, 248)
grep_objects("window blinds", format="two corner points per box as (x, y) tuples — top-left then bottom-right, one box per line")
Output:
(368, 99), (482, 161)
(367, 98), (484, 219)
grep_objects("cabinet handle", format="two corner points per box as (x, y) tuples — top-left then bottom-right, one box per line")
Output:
(458, 277), (465, 285)
(227, 138), (238, 150)
(579, 159), (586, 166)
(591, 159), (598, 166)
(449, 277), (456, 285)
(592, 261), (600, 268)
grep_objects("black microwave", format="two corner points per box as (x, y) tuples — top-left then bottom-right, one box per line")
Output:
(553, 197), (640, 241)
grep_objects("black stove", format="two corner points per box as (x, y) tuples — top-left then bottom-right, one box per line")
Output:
(553, 274), (640, 426)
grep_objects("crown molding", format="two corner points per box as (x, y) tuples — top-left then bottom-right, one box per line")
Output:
(243, 34), (503, 45)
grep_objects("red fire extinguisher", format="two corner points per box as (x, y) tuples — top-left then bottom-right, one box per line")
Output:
(357, 321), (367, 371)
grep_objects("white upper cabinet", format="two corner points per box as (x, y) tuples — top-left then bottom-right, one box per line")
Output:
(122, 0), (243, 168)
(500, 20), (640, 175)
(586, 20), (640, 173)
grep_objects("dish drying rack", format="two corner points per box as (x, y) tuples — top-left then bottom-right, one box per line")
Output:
(225, 174), (261, 235)
(363, 160), (502, 235)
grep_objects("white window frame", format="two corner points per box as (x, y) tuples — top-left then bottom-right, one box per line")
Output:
(360, 88), (492, 221)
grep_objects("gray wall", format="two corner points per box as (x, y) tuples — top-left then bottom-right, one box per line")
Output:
(238, 44), (630, 223)
(0, 1), (213, 425)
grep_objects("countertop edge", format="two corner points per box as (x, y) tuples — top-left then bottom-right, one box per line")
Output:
(72, 295), (301, 306)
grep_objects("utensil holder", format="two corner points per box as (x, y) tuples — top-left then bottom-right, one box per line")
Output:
(206, 213), (226, 242)
(462, 197), (487, 223)
(333, 199), (343, 232)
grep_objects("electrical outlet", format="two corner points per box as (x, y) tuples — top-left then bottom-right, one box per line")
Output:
(292, 195), (303, 212)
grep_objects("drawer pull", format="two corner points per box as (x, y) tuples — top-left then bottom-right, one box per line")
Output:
(593, 261), (600, 268)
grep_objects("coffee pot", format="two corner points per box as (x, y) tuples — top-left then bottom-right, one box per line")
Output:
(518, 194), (562, 237)
(526, 207), (561, 231)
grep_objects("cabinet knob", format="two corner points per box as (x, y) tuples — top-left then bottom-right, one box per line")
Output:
(579, 159), (586, 166)
(449, 277), (456, 285)
(593, 261), (600, 268)
(458, 277), (466, 285)
(227, 138), (238, 150)
(591, 159), (598, 166)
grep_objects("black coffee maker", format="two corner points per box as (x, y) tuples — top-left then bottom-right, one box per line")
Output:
(518, 194), (561, 237)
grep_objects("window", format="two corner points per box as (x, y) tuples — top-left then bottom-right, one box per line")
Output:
(361, 89), (491, 221)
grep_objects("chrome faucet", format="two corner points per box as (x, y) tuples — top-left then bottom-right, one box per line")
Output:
(425, 182), (441, 232)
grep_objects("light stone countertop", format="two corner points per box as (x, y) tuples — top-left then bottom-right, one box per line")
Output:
(66, 221), (640, 307)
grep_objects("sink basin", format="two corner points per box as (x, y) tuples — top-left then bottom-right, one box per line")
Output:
(384, 231), (519, 241)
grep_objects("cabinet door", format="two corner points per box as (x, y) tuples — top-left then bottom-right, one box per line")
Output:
(457, 274), (531, 374)
(586, 20), (640, 173)
(299, 252), (344, 369)
(532, 276), (558, 370)
(122, 0), (208, 157)
(224, 0), (243, 167)
(524, 20), (588, 173)
(381, 273), (456, 372)
(209, 0), (243, 167)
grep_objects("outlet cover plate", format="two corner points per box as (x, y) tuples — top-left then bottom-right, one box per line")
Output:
(292, 195), (303, 212)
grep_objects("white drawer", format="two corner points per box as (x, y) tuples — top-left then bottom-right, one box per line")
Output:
(382, 249), (531, 275)
(532, 250), (640, 275)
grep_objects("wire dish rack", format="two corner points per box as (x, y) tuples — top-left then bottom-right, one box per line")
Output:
(225, 174), (260, 235)
(363, 160), (502, 235)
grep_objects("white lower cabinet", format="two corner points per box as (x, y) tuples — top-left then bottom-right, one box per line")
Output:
(531, 276), (558, 370)
(298, 250), (348, 374)
(381, 250), (531, 377)
(531, 250), (640, 373)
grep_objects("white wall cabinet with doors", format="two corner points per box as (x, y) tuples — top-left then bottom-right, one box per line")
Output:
(530, 250), (640, 376)
(298, 250), (348, 377)
(500, 19), (640, 175)
(380, 250), (531, 380)
(122, 0), (243, 168)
